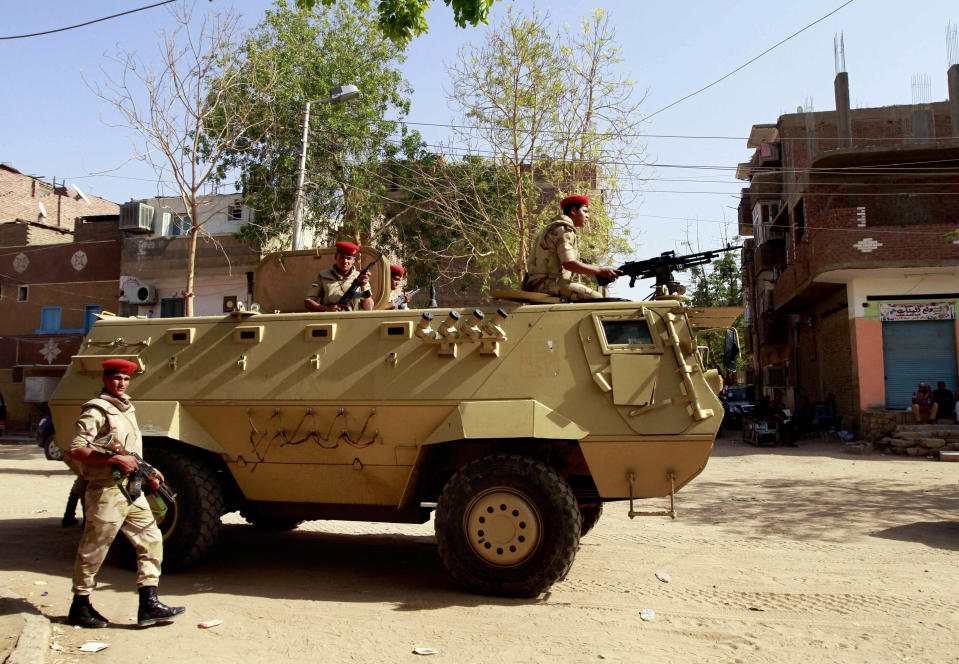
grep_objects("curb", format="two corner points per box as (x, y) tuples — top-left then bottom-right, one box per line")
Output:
(0, 588), (49, 664)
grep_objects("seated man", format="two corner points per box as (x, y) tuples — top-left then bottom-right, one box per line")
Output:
(304, 241), (373, 312)
(911, 382), (938, 423)
(381, 264), (412, 310)
(932, 381), (956, 422)
(523, 195), (622, 300)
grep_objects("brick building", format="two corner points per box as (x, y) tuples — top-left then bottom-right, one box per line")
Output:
(738, 65), (959, 429)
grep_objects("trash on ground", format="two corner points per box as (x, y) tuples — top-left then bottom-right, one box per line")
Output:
(655, 572), (671, 583)
(79, 642), (110, 653)
(50, 643), (63, 651)
(639, 609), (655, 622)
(413, 647), (439, 655)
(34, 580), (47, 585)
(748, 606), (765, 611)
(198, 619), (223, 629)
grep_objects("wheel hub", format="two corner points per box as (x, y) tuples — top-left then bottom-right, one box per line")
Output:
(465, 489), (541, 566)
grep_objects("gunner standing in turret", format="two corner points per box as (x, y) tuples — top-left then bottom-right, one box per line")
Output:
(523, 195), (622, 299)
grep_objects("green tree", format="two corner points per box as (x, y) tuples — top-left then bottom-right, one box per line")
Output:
(294, 0), (498, 45)
(212, 0), (422, 247)
(686, 248), (750, 375)
(444, 7), (645, 282)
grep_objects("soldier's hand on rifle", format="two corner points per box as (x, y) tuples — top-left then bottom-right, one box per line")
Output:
(358, 272), (370, 288)
(597, 266), (623, 282)
(111, 453), (140, 475)
(147, 470), (164, 491)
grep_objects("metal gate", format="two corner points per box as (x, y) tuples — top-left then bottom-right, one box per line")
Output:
(882, 320), (958, 409)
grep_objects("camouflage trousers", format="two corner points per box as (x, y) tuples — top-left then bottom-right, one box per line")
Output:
(72, 483), (163, 595)
(525, 275), (603, 300)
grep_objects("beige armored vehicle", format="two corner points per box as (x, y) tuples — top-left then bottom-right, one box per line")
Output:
(49, 247), (734, 597)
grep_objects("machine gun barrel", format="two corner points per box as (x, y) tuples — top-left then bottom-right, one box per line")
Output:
(610, 244), (742, 289)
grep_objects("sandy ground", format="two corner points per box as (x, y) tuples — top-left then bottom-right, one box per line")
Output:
(0, 434), (957, 664)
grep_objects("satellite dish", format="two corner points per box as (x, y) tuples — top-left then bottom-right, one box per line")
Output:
(73, 184), (92, 205)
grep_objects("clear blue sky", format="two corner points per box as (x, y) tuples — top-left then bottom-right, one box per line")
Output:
(2, 0), (956, 294)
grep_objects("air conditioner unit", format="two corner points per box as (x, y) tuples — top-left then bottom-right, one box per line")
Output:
(119, 202), (155, 233)
(128, 284), (157, 305)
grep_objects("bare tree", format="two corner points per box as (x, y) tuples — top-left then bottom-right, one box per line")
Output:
(90, 2), (278, 316)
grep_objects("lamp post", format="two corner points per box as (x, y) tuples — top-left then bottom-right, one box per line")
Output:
(291, 85), (361, 250)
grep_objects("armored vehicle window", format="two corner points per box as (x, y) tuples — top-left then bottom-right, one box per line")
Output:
(601, 320), (653, 346)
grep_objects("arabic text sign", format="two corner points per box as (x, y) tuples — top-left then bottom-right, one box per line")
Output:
(879, 301), (956, 322)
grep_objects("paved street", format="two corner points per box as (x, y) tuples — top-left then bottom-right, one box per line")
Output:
(1, 434), (957, 663)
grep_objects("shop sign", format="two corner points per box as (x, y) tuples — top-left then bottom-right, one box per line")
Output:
(879, 301), (956, 321)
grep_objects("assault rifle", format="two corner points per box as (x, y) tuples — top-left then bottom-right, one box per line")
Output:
(337, 256), (379, 306)
(393, 288), (420, 308)
(93, 433), (177, 505)
(598, 244), (742, 294)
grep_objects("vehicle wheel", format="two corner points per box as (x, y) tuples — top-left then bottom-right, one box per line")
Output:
(240, 507), (302, 531)
(112, 445), (224, 572)
(579, 503), (603, 537)
(435, 454), (581, 598)
(43, 435), (62, 461)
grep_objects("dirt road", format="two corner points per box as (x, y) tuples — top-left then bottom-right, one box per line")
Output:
(1, 435), (956, 663)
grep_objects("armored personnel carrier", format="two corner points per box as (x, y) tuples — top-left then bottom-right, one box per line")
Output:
(49, 247), (734, 597)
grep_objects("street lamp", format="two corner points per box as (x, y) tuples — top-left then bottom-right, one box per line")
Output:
(291, 85), (362, 250)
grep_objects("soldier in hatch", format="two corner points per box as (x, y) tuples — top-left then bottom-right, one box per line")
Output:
(523, 195), (622, 299)
(381, 264), (412, 310)
(304, 241), (374, 312)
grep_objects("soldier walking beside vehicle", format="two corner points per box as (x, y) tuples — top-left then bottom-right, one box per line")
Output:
(523, 195), (622, 300)
(304, 241), (374, 312)
(67, 358), (185, 629)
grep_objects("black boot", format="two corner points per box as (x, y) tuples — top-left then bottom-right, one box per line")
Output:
(61, 494), (80, 527)
(68, 594), (108, 628)
(137, 586), (185, 627)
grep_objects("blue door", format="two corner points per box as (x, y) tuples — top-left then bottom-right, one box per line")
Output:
(882, 320), (958, 409)
(84, 305), (101, 333)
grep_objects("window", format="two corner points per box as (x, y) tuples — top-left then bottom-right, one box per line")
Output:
(160, 297), (185, 318)
(793, 199), (805, 243)
(229, 205), (243, 220)
(118, 301), (138, 317)
(18, 286), (28, 302)
(83, 304), (101, 333)
(39, 306), (61, 332)
(602, 319), (653, 346)
(171, 215), (191, 236)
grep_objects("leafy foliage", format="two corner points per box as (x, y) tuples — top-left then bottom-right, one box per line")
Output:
(294, 0), (498, 45)
(685, 249), (750, 374)
(210, 0), (422, 247)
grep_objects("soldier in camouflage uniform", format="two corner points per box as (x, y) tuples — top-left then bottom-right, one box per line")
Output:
(381, 264), (412, 310)
(524, 195), (622, 299)
(67, 358), (185, 629)
(304, 241), (374, 312)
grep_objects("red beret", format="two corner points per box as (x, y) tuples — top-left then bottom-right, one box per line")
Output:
(335, 241), (359, 256)
(390, 264), (405, 277)
(102, 358), (138, 375)
(560, 195), (589, 210)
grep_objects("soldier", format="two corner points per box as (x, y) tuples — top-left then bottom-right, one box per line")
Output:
(524, 195), (622, 299)
(304, 241), (374, 312)
(67, 358), (185, 629)
(381, 264), (412, 310)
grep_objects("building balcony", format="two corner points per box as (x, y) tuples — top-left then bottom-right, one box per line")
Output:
(754, 239), (785, 276)
(757, 313), (788, 346)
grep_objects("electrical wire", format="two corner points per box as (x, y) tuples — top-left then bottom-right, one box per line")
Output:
(0, 0), (177, 41)
(641, 0), (857, 121)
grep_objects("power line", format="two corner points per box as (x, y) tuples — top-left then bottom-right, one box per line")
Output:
(641, 0), (857, 121)
(0, 0), (177, 40)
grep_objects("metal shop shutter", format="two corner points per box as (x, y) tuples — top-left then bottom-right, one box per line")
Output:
(882, 320), (958, 410)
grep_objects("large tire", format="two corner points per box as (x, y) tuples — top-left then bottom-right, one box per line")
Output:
(435, 454), (581, 598)
(43, 435), (62, 461)
(579, 503), (603, 537)
(239, 507), (302, 532)
(113, 446), (224, 571)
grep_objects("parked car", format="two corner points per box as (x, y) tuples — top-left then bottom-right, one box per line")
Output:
(722, 385), (755, 430)
(36, 414), (61, 461)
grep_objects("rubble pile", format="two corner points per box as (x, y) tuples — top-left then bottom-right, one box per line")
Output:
(874, 423), (959, 459)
